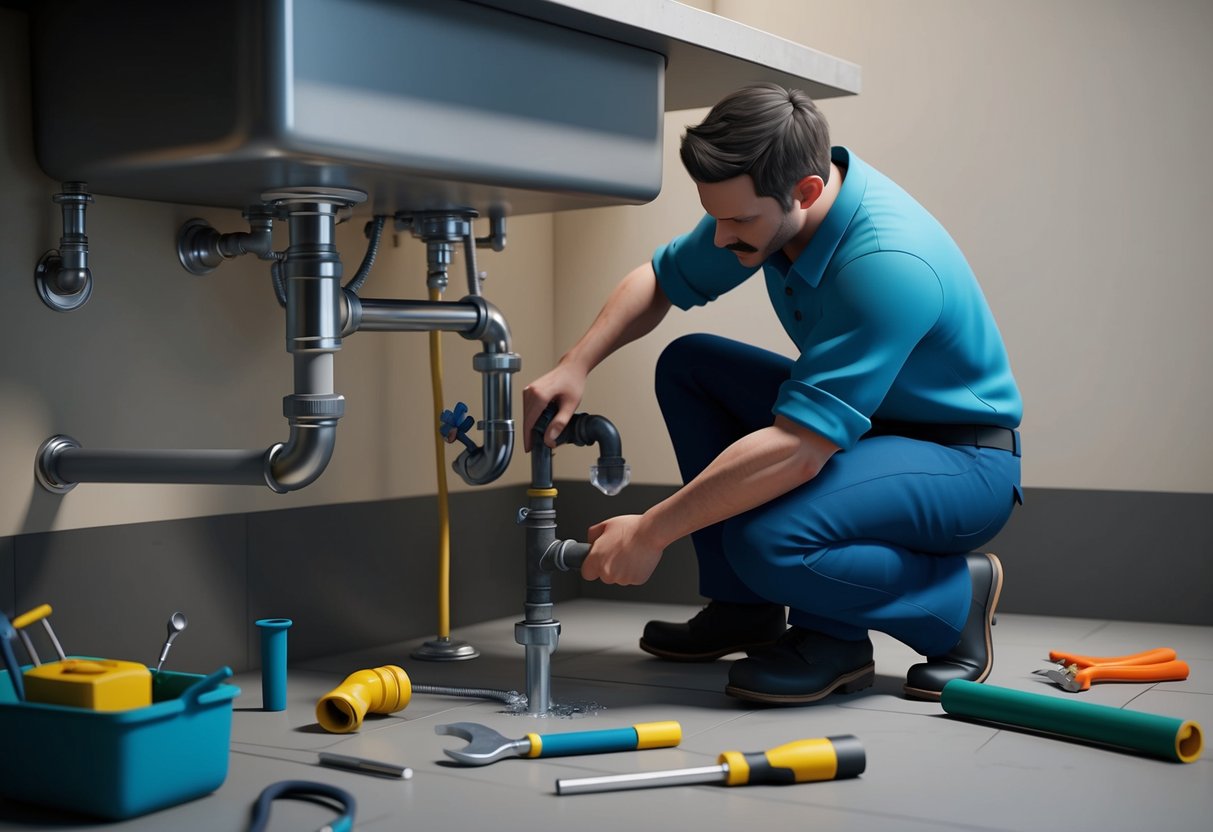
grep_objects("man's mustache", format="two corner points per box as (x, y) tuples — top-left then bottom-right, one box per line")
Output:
(726, 242), (758, 253)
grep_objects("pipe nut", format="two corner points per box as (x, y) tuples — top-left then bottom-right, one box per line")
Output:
(515, 620), (561, 648)
(283, 394), (346, 421)
(472, 352), (521, 373)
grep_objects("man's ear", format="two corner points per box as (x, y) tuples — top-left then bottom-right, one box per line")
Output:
(793, 175), (825, 209)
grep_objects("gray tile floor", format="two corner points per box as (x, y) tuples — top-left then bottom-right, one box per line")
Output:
(2, 599), (1210, 830)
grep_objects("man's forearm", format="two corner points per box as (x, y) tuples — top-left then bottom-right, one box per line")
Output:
(560, 262), (671, 374)
(640, 418), (839, 550)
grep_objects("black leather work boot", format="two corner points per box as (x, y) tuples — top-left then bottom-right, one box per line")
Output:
(725, 626), (875, 705)
(903, 552), (1004, 701)
(639, 601), (786, 662)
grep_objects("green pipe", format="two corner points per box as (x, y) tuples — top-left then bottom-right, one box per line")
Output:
(940, 680), (1203, 763)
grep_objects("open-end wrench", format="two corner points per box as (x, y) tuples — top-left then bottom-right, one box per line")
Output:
(435, 720), (681, 766)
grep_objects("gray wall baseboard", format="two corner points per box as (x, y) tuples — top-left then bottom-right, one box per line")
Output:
(1, 484), (1208, 677)
(985, 487), (1212, 625)
(3, 489), (578, 675)
(562, 483), (1213, 626)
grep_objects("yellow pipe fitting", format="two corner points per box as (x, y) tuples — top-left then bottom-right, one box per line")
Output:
(315, 665), (412, 733)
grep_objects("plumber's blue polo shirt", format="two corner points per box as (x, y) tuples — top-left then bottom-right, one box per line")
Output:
(652, 146), (1022, 450)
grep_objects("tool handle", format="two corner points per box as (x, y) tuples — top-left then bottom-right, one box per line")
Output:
(1077, 660), (1190, 689)
(529, 721), (681, 758)
(719, 735), (865, 786)
(181, 665), (234, 708)
(10, 604), (53, 630)
(1050, 647), (1176, 667)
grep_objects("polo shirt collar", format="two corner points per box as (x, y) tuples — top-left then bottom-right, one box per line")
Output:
(787, 146), (866, 288)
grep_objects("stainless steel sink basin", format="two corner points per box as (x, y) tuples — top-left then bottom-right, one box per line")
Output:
(30, 0), (860, 216)
(31, 0), (664, 215)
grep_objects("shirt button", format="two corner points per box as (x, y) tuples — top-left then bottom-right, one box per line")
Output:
(793, 310), (803, 321)
(784, 286), (793, 296)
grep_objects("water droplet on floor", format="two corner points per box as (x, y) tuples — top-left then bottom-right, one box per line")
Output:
(502, 697), (607, 718)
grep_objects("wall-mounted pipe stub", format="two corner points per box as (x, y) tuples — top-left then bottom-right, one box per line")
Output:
(34, 182), (94, 312)
(177, 209), (277, 275)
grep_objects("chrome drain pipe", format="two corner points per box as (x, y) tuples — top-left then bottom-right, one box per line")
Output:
(34, 197), (519, 495)
(35, 188), (363, 494)
(350, 289), (519, 488)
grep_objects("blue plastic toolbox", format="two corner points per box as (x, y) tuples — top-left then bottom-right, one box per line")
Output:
(0, 664), (240, 820)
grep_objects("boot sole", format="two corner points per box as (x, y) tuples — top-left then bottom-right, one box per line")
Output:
(638, 637), (779, 663)
(903, 552), (1004, 701)
(725, 662), (876, 705)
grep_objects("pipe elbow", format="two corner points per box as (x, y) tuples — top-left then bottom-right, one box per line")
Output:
(459, 295), (512, 352)
(266, 424), (337, 492)
(315, 665), (412, 734)
(566, 414), (622, 459)
(562, 413), (629, 496)
(452, 424), (514, 485)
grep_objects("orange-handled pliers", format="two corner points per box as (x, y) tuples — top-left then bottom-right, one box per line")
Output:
(1034, 647), (1189, 692)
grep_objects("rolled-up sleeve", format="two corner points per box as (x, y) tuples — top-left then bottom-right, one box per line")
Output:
(773, 251), (943, 449)
(652, 214), (755, 310)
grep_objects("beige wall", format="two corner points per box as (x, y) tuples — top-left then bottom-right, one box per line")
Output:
(0, 9), (555, 537)
(553, 0), (1213, 495)
(3, 1), (1211, 539)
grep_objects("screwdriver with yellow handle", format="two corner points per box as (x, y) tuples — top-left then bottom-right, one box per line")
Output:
(555, 735), (864, 795)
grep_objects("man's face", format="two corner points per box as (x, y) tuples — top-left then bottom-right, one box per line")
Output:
(696, 175), (802, 268)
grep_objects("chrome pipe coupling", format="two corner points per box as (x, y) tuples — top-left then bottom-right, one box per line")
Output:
(268, 189), (366, 355)
(283, 393), (346, 423)
(472, 352), (522, 374)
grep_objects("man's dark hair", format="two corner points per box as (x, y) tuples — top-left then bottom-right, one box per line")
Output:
(680, 82), (831, 211)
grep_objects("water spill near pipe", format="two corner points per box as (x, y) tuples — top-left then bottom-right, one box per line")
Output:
(503, 697), (607, 718)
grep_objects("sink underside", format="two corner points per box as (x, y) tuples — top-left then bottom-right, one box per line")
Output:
(32, 0), (665, 215)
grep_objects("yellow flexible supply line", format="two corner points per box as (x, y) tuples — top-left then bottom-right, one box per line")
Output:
(428, 284), (451, 639)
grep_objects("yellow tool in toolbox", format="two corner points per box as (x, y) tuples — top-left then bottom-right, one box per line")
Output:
(9, 603), (151, 712)
(24, 658), (152, 711)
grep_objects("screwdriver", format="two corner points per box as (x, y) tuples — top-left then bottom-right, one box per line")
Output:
(555, 735), (864, 795)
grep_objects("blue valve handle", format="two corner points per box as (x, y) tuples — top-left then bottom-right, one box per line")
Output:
(527, 722), (681, 758)
(439, 402), (478, 452)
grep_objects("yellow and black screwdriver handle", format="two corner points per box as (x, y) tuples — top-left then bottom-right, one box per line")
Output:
(719, 735), (865, 785)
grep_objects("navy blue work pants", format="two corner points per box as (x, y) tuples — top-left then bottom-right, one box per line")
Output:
(654, 334), (1021, 656)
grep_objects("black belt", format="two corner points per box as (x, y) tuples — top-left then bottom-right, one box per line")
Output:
(865, 420), (1021, 456)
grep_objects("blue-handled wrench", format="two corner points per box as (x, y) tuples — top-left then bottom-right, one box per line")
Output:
(436, 720), (681, 766)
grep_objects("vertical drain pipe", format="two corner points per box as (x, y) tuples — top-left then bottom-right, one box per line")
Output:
(264, 189), (359, 491)
(517, 410), (562, 715)
(518, 408), (629, 714)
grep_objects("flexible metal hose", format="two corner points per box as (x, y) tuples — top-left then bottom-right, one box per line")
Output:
(412, 684), (525, 707)
(345, 215), (387, 293)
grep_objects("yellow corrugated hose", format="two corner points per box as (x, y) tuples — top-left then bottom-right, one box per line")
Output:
(428, 284), (451, 640)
